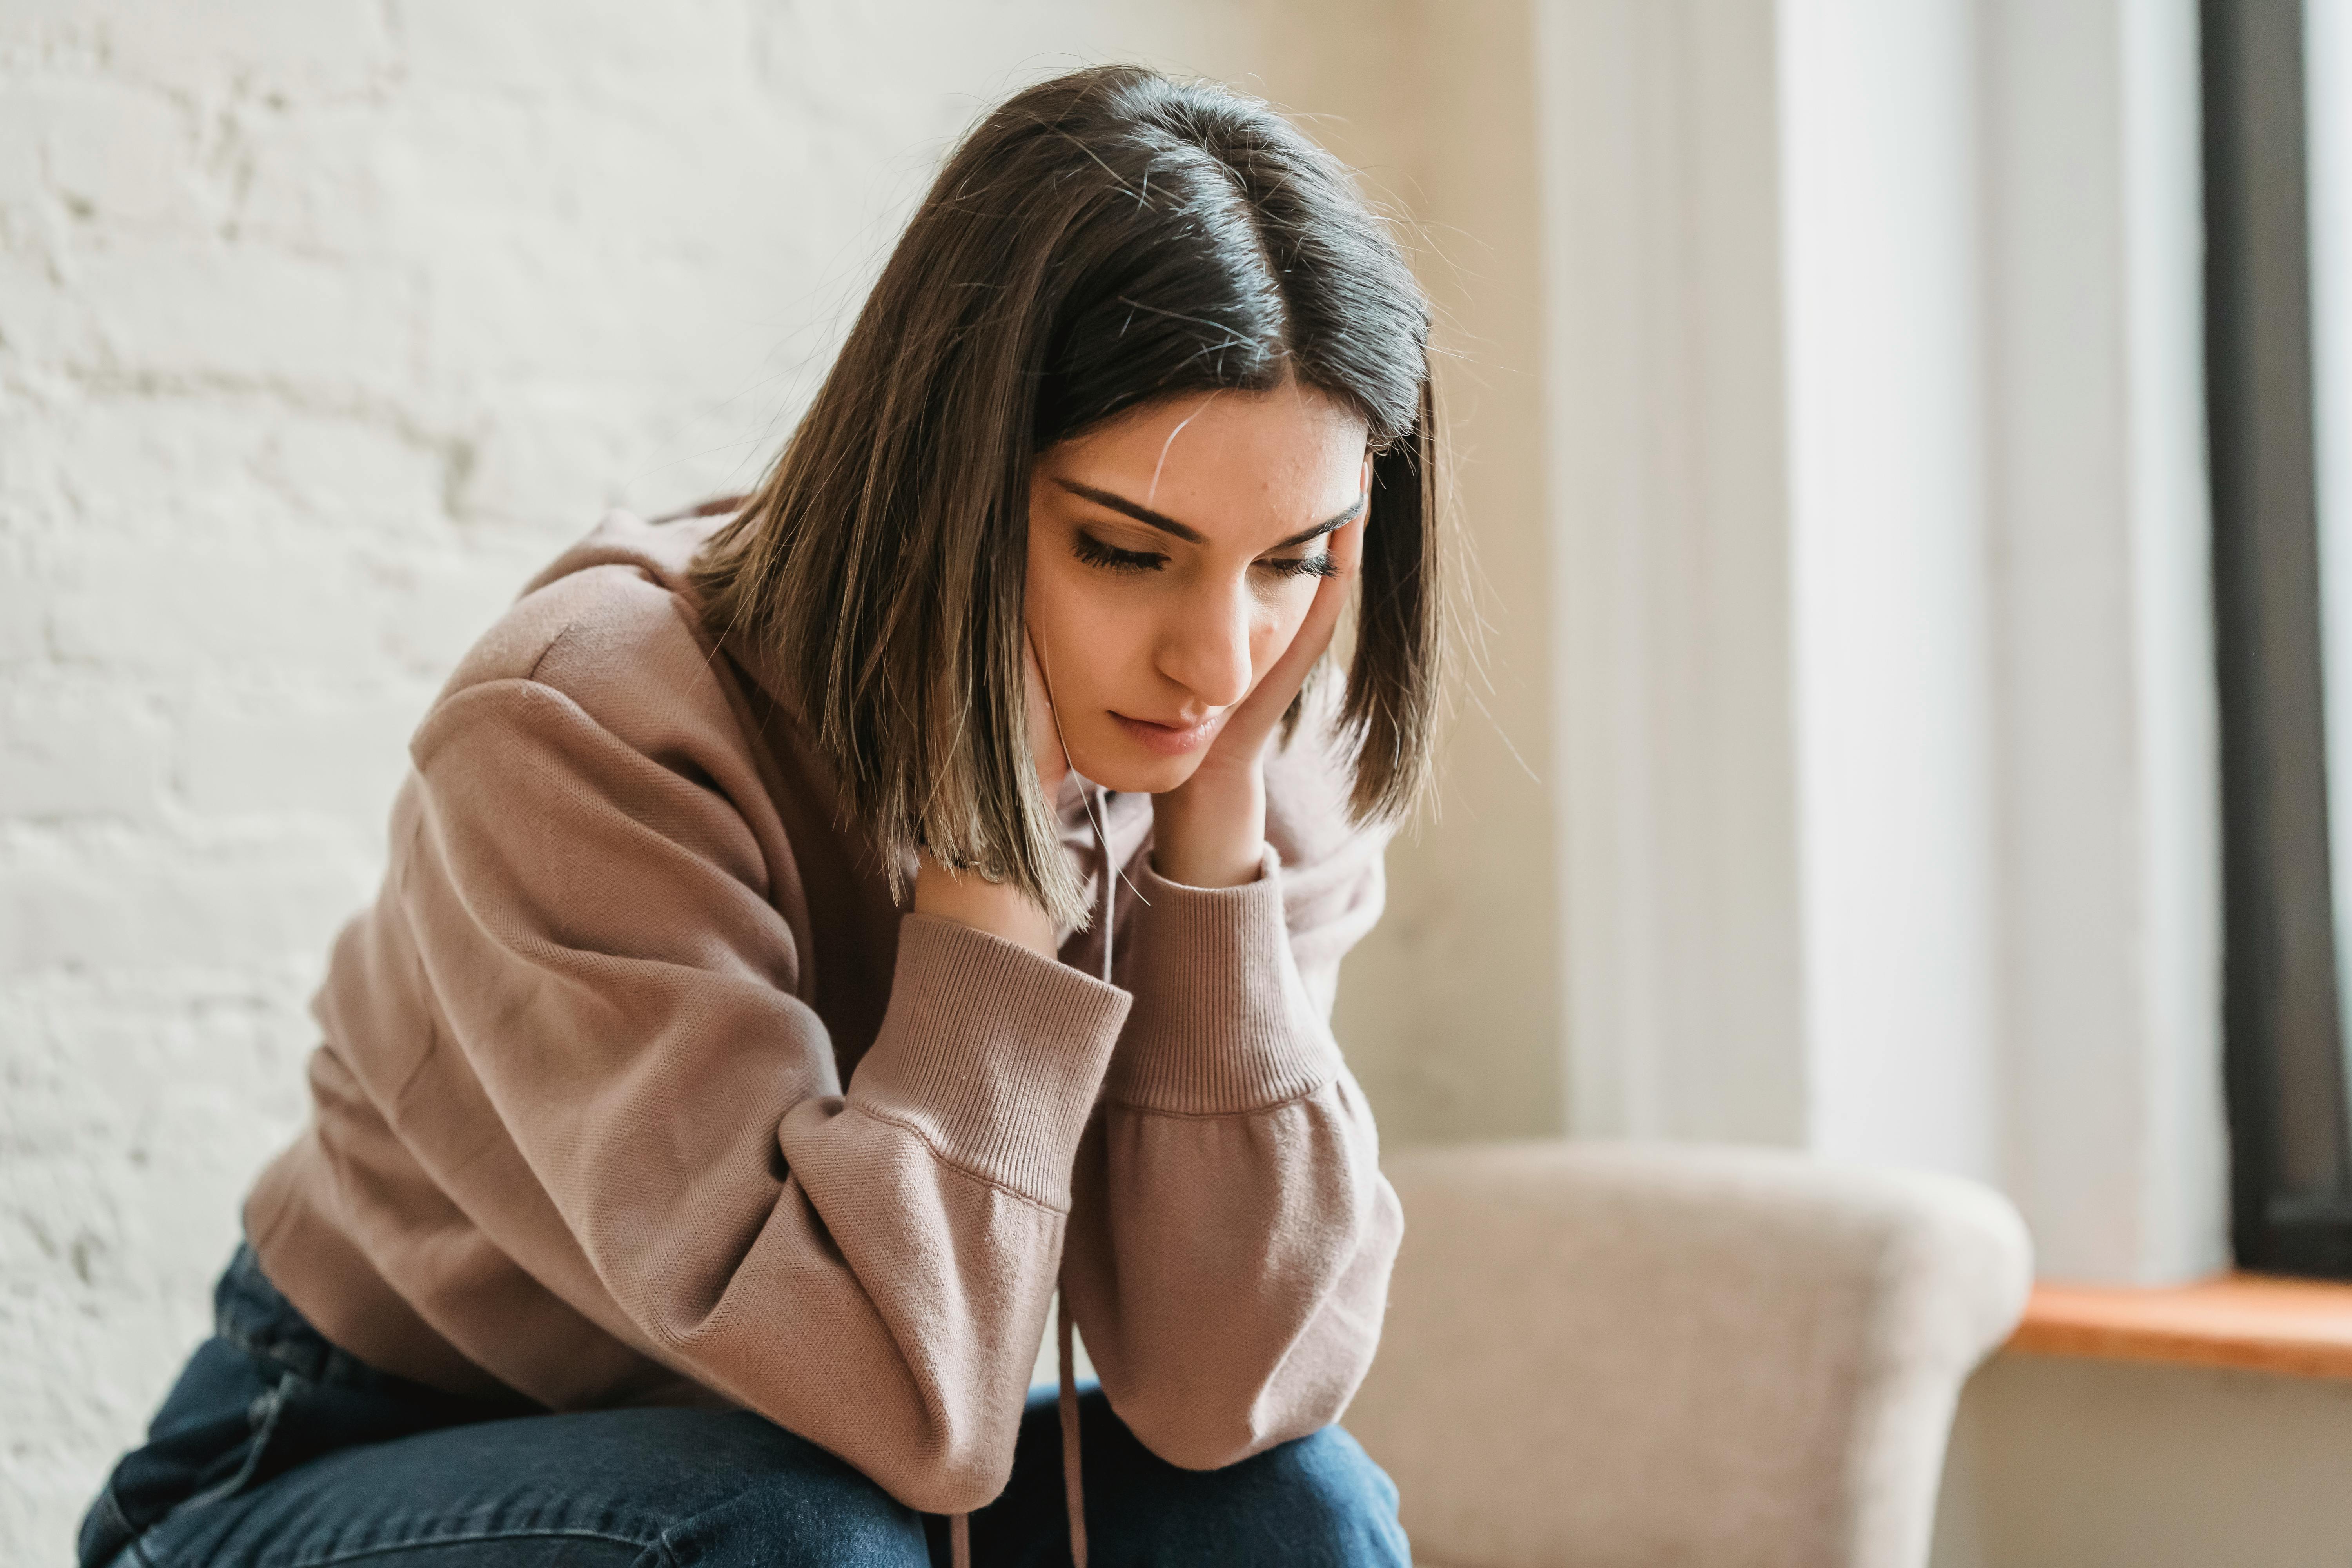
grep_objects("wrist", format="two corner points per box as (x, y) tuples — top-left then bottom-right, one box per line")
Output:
(914, 852), (1059, 959)
(1151, 765), (1266, 889)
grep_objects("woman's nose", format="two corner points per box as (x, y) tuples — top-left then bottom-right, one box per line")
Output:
(1158, 581), (1255, 712)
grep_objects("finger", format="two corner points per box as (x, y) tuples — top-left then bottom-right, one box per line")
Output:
(1214, 513), (1365, 759)
(1310, 510), (1365, 637)
(1328, 504), (1367, 575)
(1257, 513), (1363, 698)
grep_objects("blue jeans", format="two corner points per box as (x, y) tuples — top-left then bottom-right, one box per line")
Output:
(81, 1246), (1410, 1567)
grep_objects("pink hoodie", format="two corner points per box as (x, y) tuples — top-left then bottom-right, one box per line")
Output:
(243, 507), (1403, 1519)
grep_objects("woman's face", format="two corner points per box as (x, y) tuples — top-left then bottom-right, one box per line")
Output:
(1025, 380), (1372, 795)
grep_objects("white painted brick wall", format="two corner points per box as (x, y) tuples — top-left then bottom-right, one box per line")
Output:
(0, 2), (1314, 1553)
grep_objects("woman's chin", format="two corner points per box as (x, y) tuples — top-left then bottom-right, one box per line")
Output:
(1075, 744), (1205, 797)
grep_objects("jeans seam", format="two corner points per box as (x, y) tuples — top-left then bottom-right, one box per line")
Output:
(262, 1526), (655, 1568)
(118, 1495), (160, 1568)
(216, 1247), (345, 1387)
(215, 1310), (325, 1383)
(163, 1370), (299, 1526)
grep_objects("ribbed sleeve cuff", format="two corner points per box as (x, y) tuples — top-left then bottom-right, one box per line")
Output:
(1105, 847), (1342, 1115)
(848, 913), (1130, 1208)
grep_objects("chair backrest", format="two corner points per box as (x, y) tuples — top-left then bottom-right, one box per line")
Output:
(1345, 1141), (2030, 1568)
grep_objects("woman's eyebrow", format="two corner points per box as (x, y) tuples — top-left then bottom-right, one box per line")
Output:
(1054, 478), (1206, 543)
(1055, 477), (1366, 550)
(1272, 495), (1366, 550)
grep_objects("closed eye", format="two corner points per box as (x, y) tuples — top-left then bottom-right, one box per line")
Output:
(1073, 530), (1166, 573)
(1258, 551), (1340, 581)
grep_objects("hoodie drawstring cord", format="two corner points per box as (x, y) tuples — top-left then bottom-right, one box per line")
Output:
(950, 786), (1114, 1568)
(1058, 1283), (1089, 1567)
(1056, 781), (1113, 1567)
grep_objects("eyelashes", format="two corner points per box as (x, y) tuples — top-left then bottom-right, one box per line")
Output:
(1071, 530), (1165, 573)
(1070, 528), (1336, 581)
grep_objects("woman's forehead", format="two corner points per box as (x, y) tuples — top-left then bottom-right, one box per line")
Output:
(1046, 385), (1368, 542)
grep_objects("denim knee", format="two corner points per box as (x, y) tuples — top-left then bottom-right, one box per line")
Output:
(1240, 1426), (1407, 1564)
(1116, 1425), (1408, 1568)
(628, 1412), (933, 1568)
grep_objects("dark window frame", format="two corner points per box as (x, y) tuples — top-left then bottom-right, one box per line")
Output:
(2205, 0), (2352, 1278)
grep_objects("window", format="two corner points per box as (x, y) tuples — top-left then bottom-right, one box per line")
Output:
(2206, 0), (2352, 1276)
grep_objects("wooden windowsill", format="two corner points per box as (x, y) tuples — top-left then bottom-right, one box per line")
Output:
(2007, 1272), (2352, 1380)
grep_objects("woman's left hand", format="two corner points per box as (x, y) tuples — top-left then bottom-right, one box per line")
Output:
(1151, 512), (1364, 887)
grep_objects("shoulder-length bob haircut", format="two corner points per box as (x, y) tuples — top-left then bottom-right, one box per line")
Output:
(693, 64), (1440, 926)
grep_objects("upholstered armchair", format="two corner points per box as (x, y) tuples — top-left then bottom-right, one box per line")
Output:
(1348, 1142), (2031, 1568)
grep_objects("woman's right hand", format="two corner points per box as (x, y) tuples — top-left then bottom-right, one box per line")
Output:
(911, 637), (1067, 959)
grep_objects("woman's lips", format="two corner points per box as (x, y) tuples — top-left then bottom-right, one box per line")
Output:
(1110, 710), (1221, 757)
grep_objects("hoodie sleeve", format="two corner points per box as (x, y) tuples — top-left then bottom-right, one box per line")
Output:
(391, 608), (1127, 1515)
(1059, 736), (1404, 1471)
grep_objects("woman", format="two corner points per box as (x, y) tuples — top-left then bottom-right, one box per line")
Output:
(82, 63), (1437, 1568)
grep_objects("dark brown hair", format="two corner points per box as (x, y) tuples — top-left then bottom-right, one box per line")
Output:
(693, 64), (1440, 924)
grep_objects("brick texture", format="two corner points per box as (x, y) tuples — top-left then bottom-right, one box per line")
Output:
(0, 2), (1292, 1553)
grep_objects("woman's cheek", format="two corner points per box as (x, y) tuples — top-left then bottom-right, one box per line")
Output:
(1257, 592), (1310, 666)
(1058, 581), (1142, 707)
(1029, 559), (1099, 666)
